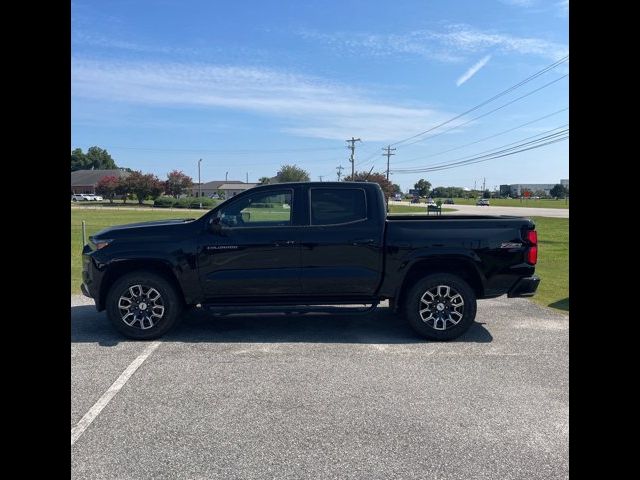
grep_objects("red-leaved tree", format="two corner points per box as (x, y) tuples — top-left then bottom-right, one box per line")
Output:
(95, 176), (120, 203)
(344, 171), (395, 198)
(127, 171), (165, 204)
(165, 170), (194, 198)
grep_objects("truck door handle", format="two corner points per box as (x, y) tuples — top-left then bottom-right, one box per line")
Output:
(274, 240), (296, 247)
(351, 238), (375, 246)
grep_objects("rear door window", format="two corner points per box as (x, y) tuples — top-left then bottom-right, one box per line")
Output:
(310, 188), (367, 226)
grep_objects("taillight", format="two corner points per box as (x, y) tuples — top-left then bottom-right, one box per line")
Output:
(526, 230), (537, 244)
(525, 229), (538, 265)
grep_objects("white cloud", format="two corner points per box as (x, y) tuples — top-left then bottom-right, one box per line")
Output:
(298, 24), (567, 63)
(456, 55), (492, 86)
(72, 58), (459, 141)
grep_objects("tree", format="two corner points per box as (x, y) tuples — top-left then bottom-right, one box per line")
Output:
(344, 171), (395, 198)
(95, 176), (120, 203)
(482, 189), (491, 199)
(165, 170), (194, 198)
(71, 146), (118, 171)
(550, 184), (568, 199)
(258, 177), (272, 185)
(71, 148), (89, 171)
(115, 176), (133, 204)
(392, 184), (402, 194)
(414, 179), (432, 197)
(127, 171), (165, 204)
(275, 164), (310, 183)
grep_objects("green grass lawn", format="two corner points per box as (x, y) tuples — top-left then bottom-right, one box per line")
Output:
(529, 216), (569, 311)
(71, 209), (568, 313)
(397, 197), (569, 209)
(388, 204), (456, 213)
(71, 209), (207, 293)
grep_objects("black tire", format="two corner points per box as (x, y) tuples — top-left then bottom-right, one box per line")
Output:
(403, 273), (477, 341)
(105, 271), (183, 340)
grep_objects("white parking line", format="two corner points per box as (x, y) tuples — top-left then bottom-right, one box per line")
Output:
(71, 341), (161, 446)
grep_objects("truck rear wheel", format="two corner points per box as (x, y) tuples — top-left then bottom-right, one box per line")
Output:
(105, 271), (183, 340)
(404, 273), (477, 341)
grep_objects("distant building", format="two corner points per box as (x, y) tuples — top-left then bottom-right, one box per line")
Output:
(190, 180), (258, 197)
(500, 179), (569, 197)
(71, 169), (131, 194)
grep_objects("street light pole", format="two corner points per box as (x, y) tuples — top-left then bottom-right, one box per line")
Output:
(198, 159), (202, 209)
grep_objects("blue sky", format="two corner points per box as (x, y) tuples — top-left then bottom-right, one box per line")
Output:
(71, 0), (569, 192)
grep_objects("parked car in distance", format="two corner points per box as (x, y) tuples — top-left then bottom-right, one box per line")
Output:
(81, 181), (539, 342)
(72, 193), (100, 201)
(410, 197), (420, 204)
(444, 198), (455, 205)
(426, 198), (436, 206)
(476, 198), (490, 206)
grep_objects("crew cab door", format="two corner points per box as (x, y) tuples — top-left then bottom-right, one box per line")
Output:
(197, 187), (302, 299)
(299, 186), (384, 296)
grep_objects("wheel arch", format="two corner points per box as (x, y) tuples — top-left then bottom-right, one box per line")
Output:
(395, 257), (484, 312)
(97, 259), (186, 311)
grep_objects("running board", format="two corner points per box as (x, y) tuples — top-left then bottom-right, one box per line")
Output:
(201, 302), (379, 316)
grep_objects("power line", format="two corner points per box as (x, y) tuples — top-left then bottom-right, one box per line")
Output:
(391, 129), (568, 174)
(354, 71), (567, 170)
(392, 107), (568, 166)
(392, 126), (568, 173)
(389, 55), (568, 147)
(399, 74), (568, 148)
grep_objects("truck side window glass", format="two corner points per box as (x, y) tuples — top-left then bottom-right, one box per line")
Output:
(218, 190), (293, 227)
(310, 188), (366, 225)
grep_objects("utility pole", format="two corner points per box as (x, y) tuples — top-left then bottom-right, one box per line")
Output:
(474, 180), (477, 191)
(336, 165), (344, 181)
(198, 159), (202, 209)
(346, 137), (361, 180)
(246, 172), (249, 183)
(225, 171), (228, 182)
(382, 145), (396, 181)
(482, 177), (486, 195)
(319, 175), (324, 182)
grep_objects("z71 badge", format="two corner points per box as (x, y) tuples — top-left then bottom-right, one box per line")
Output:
(500, 242), (522, 248)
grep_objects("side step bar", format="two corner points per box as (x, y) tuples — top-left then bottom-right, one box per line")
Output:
(201, 302), (380, 316)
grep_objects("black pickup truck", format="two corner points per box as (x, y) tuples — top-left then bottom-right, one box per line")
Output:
(81, 182), (539, 341)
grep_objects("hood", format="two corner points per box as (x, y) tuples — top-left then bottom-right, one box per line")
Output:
(91, 218), (196, 239)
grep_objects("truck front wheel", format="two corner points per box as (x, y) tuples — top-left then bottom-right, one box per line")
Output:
(105, 271), (183, 340)
(404, 273), (477, 341)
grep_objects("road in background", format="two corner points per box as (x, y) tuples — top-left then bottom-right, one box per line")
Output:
(388, 201), (569, 218)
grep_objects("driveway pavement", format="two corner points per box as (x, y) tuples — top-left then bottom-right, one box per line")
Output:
(71, 295), (568, 479)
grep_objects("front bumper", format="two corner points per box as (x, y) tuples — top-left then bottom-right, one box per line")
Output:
(507, 275), (540, 298)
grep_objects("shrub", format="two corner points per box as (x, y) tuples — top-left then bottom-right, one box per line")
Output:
(171, 197), (216, 209)
(250, 202), (282, 208)
(154, 196), (177, 208)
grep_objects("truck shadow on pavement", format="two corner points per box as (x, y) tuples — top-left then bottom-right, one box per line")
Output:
(71, 305), (493, 346)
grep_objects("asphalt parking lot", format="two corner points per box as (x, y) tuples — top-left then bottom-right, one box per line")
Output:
(71, 295), (568, 480)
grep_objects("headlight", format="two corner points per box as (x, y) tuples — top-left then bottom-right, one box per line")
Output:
(89, 237), (114, 250)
